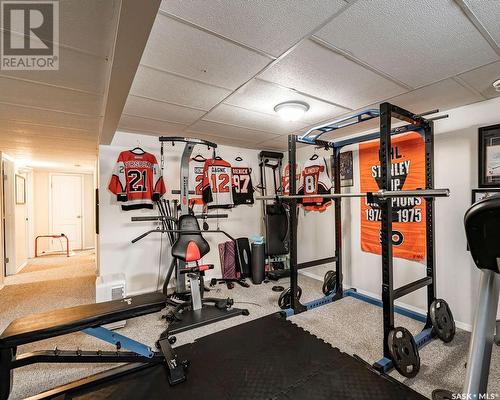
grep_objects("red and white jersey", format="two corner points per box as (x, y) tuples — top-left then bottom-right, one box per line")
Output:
(298, 157), (332, 212)
(232, 159), (254, 205)
(201, 158), (234, 209)
(188, 158), (206, 206)
(108, 150), (166, 211)
(282, 163), (300, 195)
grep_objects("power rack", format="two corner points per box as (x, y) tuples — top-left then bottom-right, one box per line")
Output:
(284, 102), (452, 375)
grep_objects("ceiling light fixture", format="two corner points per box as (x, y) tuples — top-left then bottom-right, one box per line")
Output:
(493, 79), (500, 92)
(274, 101), (310, 122)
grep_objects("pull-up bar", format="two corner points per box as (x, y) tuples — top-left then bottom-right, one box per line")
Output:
(159, 136), (217, 148)
(256, 188), (450, 201)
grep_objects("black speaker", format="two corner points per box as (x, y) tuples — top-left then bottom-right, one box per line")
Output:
(235, 238), (252, 278)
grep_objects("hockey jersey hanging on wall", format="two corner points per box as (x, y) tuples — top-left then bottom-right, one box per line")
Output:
(297, 156), (332, 212)
(188, 156), (206, 207)
(232, 158), (254, 205)
(201, 158), (234, 208)
(359, 131), (426, 262)
(282, 162), (300, 195)
(108, 150), (166, 211)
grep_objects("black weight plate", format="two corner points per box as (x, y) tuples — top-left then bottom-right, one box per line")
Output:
(272, 285), (285, 292)
(278, 286), (302, 309)
(432, 389), (455, 400)
(322, 270), (337, 295)
(430, 299), (456, 343)
(388, 327), (420, 378)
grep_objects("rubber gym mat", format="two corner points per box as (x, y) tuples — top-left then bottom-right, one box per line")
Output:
(42, 314), (426, 400)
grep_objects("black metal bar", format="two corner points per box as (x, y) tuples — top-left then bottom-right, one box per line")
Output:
(332, 124), (424, 149)
(171, 189), (195, 195)
(333, 146), (343, 298)
(158, 136), (217, 148)
(393, 277), (433, 300)
(389, 104), (427, 126)
(131, 229), (235, 243)
(12, 350), (164, 369)
(288, 135), (305, 314)
(424, 120), (437, 329)
(131, 214), (228, 222)
(297, 257), (337, 270)
(379, 102), (395, 359)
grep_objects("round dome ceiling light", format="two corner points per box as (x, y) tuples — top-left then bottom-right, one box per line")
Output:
(493, 79), (500, 92)
(274, 101), (310, 122)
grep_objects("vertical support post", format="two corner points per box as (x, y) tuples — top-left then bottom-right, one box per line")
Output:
(333, 146), (343, 297)
(424, 121), (436, 328)
(177, 143), (195, 293)
(0, 348), (13, 400)
(379, 102), (395, 358)
(288, 135), (304, 313)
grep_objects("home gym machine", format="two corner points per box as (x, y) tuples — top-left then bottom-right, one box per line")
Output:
(434, 195), (500, 400)
(257, 102), (454, 378)
(258, 151), (291, 280)
(131, 136), (248, 335)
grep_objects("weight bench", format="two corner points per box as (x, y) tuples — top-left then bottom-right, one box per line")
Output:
(0, 292), (187, 400)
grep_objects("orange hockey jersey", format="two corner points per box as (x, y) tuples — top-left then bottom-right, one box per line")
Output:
(201, 158), (234, 209)
(108, 150), (166, 211)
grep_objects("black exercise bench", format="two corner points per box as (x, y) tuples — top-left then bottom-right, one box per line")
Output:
(0, 292), (188, 400)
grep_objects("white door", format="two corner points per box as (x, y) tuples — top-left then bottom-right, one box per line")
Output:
(2, 159), (15, 275)
(51, 174), (83, 251)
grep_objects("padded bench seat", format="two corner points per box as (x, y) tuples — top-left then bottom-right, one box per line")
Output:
(0, 292), (167, 349)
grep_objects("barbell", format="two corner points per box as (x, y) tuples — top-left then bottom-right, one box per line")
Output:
(255, 188), (450, 201)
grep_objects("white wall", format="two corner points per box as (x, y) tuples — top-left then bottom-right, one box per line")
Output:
(33, 170), (95, 254)
(14, 170), (28, 272)
(299, 96), (500, 329)
(99, 132), (263, 295)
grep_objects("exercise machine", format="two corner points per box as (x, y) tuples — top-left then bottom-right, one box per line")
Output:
(132, 214), (248, 335)
(257, 102), (454, 378)
(258, 151), (291, 280)
(434, 195), (500, 399)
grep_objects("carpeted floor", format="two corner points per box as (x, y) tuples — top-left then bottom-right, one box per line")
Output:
(0, 252), (498, 399)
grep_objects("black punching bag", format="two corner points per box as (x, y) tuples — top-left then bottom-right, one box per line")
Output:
(251, 243), (265, 284)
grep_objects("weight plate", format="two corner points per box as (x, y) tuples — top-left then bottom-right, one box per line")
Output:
(388, 327), (420, 378)
(430, 299), (456, 343)
(278, 286), (302, 309)
(322, 270), (337, 295)
(272, 285), (285, 292)
(432, 389), (454, 400)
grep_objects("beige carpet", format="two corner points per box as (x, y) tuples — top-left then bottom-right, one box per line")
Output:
(0, 255), (498, 399)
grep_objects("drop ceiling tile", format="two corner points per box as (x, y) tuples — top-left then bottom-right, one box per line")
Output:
(118, 114), (187, 136)
(184, 132), (258, 149)
(187, 120), (280, 143)
(0, 46), (108, 94)
(260, 40), (406, 109)
(204, 103), (306, 135)
(123, 96), (206, 125)
(142, 14), (271, 89)
(0, 77), (102, 115)
(315, 0), (499, 88)
(387, 78), (484, 113)
(226, 78), (348, 124)
(458, 61), (500, 99)
(256, 135), (289, 151)
(1, 0), (119, 58)
(466, 0), (500, 47)
(0, 103), (101, 131)
(130, 66), (231, 110)
(160, 0), (347, 57)
(3, 122), (97, 141)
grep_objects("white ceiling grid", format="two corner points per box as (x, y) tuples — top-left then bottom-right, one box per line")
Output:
(0, 0), (121, 168)
(121, 0), (500, 151)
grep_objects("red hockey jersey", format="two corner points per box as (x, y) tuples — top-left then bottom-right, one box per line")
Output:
(108, 150), (166, 210)
(188, 157), (206, 207)
(298, 157), (332, 212)
(201, 158), (234, 209)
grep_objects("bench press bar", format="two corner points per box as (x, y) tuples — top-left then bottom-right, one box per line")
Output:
(255, 188), (450, 201)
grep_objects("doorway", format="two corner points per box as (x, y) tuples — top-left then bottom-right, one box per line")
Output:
(50, 174), (83, 251)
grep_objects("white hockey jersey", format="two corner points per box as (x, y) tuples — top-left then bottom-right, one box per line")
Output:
(201, 158), (234, 209)
(188, 157), (206, 207)
(282, 162), (300, 195)
(298, 156), (332, 212)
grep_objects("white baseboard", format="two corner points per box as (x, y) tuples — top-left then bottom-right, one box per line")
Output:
(15, 260), (28, 274)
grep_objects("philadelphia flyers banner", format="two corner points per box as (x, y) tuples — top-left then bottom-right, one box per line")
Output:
(359, 131), (426, 262)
